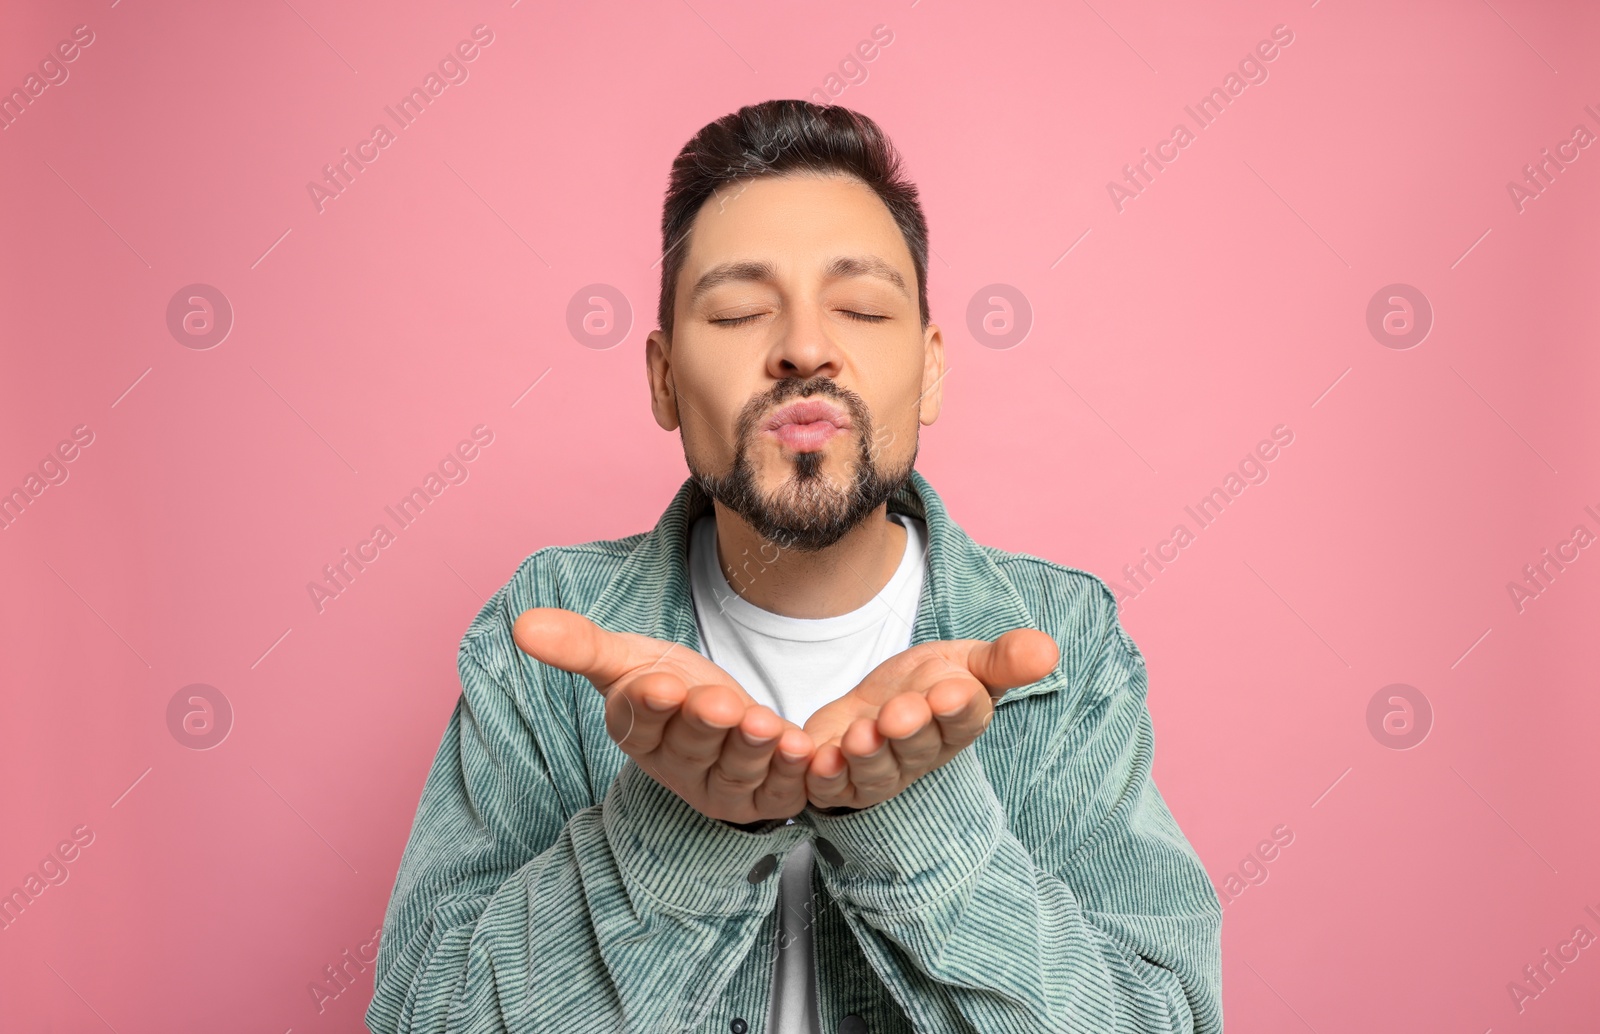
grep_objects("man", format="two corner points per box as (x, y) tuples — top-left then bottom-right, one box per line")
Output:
(367, 99), (1222, 1034)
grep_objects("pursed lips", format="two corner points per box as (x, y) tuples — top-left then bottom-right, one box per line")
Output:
(762, 399), (852, 452)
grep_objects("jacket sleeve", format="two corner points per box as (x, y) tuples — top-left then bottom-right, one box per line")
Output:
(803, 582), (1223, 1034)
(365, 601), (808, 1034)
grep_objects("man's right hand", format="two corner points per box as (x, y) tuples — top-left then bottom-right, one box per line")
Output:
(512, 607), (816, 825)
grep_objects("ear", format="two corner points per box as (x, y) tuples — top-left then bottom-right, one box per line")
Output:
(645, 328), (680, 431)
(918, 323), (946, 426)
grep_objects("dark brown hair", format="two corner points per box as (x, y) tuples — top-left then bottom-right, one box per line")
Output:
(656, 99), (930, 337)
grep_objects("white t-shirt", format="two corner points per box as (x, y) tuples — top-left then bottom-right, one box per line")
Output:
(686, 510), (929, 1034)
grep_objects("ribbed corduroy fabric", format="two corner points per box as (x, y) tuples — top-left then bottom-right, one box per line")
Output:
(365, 471), (1223, 1034)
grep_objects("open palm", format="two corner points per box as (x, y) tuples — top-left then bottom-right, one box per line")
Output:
(512, 608), (817, 823)
(802, 629), (1059, 810)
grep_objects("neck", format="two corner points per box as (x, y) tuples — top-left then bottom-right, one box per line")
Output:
(709, 500), (909, 619)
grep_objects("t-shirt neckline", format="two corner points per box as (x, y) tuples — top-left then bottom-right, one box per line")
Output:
(690, 513), (927, 643)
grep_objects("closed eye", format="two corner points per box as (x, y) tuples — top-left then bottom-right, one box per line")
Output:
(710, 311), (889, 327)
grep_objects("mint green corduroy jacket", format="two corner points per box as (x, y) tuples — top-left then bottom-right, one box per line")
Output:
(366, 471), (1223, 1034)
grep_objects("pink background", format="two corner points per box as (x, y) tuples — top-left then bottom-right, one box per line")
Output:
(3, 0), (1598, 1030)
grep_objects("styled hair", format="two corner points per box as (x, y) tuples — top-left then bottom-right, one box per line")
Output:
(656, 99), (930, 337)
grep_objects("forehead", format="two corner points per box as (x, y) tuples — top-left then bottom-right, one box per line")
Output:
(679, 172), (913, 290)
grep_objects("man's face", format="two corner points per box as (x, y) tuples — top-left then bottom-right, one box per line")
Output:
(646, 172), (944, 552)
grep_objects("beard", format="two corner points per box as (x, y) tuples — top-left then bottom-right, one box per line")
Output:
(687, 376), (916, 553)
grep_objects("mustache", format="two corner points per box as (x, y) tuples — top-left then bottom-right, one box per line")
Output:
(734, 377), (869, 442)
(686, 376), (916, 553)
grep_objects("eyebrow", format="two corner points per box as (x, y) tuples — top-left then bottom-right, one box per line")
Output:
(687, 255), (910, 307)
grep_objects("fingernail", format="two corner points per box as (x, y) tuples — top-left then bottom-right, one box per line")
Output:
(778, 749), (806, 763)
(742, 728), (777, 747)
(643, 694), (676, 712)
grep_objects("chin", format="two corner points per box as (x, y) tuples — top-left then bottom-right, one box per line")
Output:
(687, 419), (915, 554)
(762, 448), (854, 490)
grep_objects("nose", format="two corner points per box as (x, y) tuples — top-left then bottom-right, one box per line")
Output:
(765, 302), (844, 382)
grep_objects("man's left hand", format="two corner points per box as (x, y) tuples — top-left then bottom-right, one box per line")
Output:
(802, 628), (1059, 811)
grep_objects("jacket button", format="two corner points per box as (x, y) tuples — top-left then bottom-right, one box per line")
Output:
(814, 837), (844, 866)
(746, 854), (778, 883)
(730, 1019), (748, 1034)
(839, 1014), (866, 1034)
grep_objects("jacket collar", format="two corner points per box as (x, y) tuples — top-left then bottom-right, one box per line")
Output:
(583, 470), (1066, 706)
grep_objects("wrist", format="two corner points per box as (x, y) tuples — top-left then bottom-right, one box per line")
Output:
(802, 748), (1004, 914)
(604, 760), (806, 914)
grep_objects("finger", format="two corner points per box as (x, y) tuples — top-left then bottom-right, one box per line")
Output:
(844, 701), (940, 797)
(806, 717), (896, 813)
(804, 739), (856, 808)
(752, 727), (815, 816)
(964, 628), (1060, 696)
(877, 691), (944, 771)
(708, 704), (789, 792)
(513, 608), (640, 689)
(658, 683), (745, 772)
(605, 670), (686, 753)
(927, 676), (994, 746)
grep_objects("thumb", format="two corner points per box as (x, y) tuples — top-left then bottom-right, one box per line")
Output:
(965, 628), (1060, 695)
(512, 608), (631, 688)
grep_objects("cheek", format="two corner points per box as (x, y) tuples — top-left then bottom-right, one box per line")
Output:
(679, 399), (741, 461)
(889, 366), (932, 423)
(862, 397), (921, 463)
(675, 363), (753, 433)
